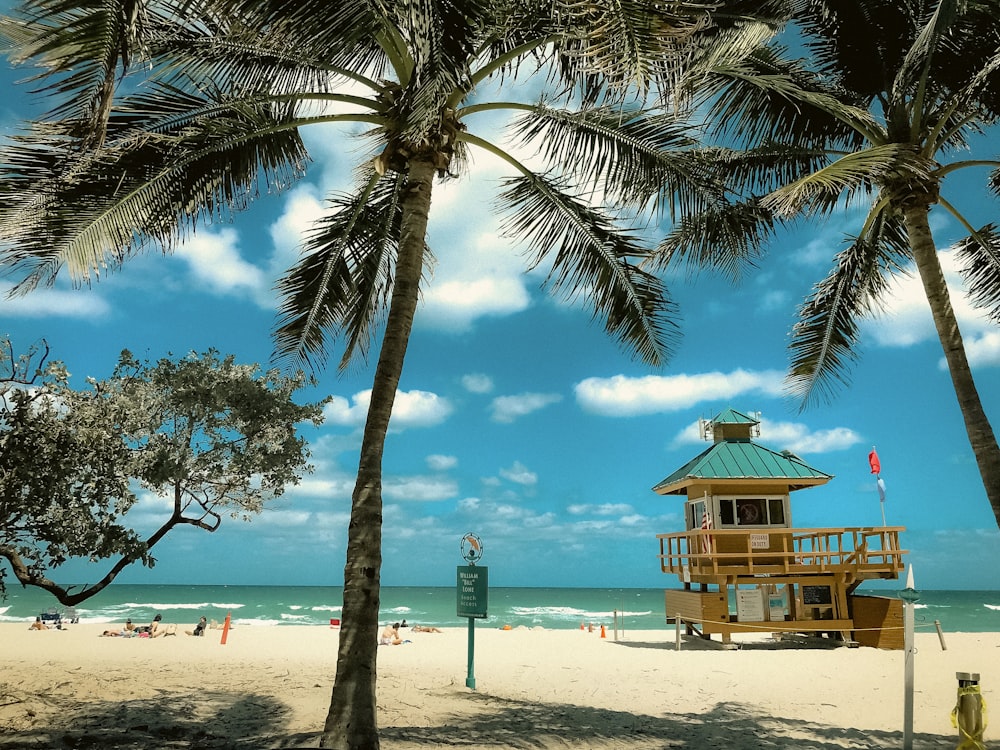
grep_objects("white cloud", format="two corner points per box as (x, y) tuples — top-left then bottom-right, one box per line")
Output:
(267, 185), (326, 272)
(866, 248), (999, 369)
(323, 388), (452, 429)
(426, 454), (458, 471)
(499, 460), (537, 486)
(490, 392), (562, 423)
(420, 276), (531, 330)
(575, 369), (786, 417)
(174, 228), (266, 296)
(963, 330), (1000, 368)
(382, 475), (459, 501)
(257, 509), (313, 527)
(566, 503), (634, 516)
(461, 373), (494, 394)
(0, 283), (111, 319)
(290, 476), (356, 499)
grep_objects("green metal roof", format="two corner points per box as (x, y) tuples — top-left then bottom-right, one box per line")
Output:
(652, 439), (832, 495)
(711, 407), (759, 425)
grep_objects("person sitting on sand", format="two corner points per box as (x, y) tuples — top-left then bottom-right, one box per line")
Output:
(29, 616), (48, 631)
(185, 616), (207, 636)
(379, 622), (402, 645)
(412, 625), (442, 633)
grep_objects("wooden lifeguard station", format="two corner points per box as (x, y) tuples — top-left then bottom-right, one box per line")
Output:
(654, 408), (907, 647)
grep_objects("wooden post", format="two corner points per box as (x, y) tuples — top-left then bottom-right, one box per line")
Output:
(675, 614), (682, 651)
(934, 620), (947, 651)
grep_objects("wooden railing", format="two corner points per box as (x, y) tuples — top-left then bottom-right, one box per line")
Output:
(656, 526), (906, 581)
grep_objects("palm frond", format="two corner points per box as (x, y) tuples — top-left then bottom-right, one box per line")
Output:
(762, 143), (932, 218)
(0, 83), (311, 290)
(652, 197), (776, 281)
(497, 172), (680, 366)
(785, 211), (910, 406)
(0, 0), (154, 146)
(696, 44), (879, 148)
(697, 143), (831, 195)
(147, 7), (387, 100)
(548, 0), (723, 100)
(174, 0), (384, 72)
(669, 0), (790, 104)
(392, 0), (489, 142)
(955, 224), (1000, 325)
(272, 172), (431, 371)
(507, 102), (712, 214)
(795, 0), (924, 101)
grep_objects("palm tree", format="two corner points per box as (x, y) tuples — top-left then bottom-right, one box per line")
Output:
(0, 0), (786, 745)
(658, 0), (1000, 526)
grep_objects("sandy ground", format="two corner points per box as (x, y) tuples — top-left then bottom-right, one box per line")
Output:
(0, 622), (995, 748)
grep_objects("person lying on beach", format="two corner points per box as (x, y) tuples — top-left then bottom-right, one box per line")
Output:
(28, 617), (48, 631)
(412, 625), (442, 633)
(141, 613), (177, 637)
(185, 617), (207, 636)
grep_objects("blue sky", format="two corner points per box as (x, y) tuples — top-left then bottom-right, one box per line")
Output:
(2, 38), (999, 593)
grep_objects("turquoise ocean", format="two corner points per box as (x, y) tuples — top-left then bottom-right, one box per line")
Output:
(3, 585), (1000, 633)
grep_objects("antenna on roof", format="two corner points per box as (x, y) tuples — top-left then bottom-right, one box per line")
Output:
(752, 411), (761, 437)
(698, 417), (713, 442)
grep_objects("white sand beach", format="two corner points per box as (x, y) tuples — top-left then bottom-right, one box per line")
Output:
(0, 622), (995, 748)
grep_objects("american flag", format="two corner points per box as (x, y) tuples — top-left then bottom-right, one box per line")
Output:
(700, 508), (712, 554)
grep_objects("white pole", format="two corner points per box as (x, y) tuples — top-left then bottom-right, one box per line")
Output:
(900, 564), (919, 750)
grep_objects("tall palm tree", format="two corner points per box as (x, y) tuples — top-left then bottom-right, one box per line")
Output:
(658, 0), (1000, 526)
(0, 0), (786, 745)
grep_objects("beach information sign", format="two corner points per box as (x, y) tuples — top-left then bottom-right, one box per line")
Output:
(457, 533), (487, 689)
(456, 565), (489, 618)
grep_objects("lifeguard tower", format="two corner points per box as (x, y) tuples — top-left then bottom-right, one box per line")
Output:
(654, 408), (907, 647)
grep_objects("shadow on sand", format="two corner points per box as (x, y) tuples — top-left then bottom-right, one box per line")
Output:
(381, 695), (955, 749)
(1, 677), (955, 749)
(0, 689), (318, 750)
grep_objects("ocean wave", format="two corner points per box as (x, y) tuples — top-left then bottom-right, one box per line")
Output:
(509, 606), (653, 620)
(984, 604), (1000, 611)
(119, 601), (246, 611)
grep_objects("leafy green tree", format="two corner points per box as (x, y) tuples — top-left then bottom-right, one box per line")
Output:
(659, 0), (1000, 525)
(0, 1), (784, 746)
(0, 345), (324, 605)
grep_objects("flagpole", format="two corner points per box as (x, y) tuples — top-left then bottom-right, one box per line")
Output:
(870, 446), (887, 527)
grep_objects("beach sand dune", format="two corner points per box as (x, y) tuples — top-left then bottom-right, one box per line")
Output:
(0, 624), (994, 748)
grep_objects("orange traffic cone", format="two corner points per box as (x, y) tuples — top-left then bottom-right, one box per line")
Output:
(600, 624), (606, 638)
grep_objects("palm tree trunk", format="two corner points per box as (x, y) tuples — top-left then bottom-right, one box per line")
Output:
(903, 204), (1000, 528)
(321, 155), (437, 750)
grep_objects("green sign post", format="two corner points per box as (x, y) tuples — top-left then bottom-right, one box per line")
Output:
(457, 533), (487, 689)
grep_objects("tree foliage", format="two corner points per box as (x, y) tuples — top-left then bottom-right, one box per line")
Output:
(0, 344), (326, 605)
(0, 1), (788, 746)
(656, 0), (1000, 524)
